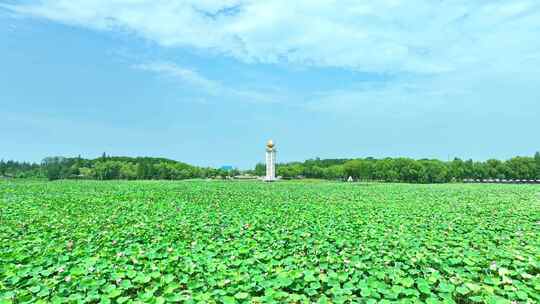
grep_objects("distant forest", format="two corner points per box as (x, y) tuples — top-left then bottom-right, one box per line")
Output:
(0, 154), (233, 181)
(2, 152), (540, 183)
(264, 152), (540, 183)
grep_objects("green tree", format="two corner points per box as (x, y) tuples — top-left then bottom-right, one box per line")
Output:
(324, 165), (345, 180)
(343, 160), (362, 179)
(0, 160), (6, 176)
(79, 167), (94, 178)
(420, 160), (448, 183)
(42, 157), (65, 181)
(506, 156), (536, 180)
(254, 163), (266, 176)
(94, 161), (121, 180)
(119, 163), (137, 180)
(535, 152), (540, 178)
(449, 158), (465, 181)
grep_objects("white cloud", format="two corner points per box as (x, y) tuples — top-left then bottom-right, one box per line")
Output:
(134, 62), (221, 93)
(3, 0), (539, 117)
(133, 61), (279, 103)
(3, 0), (539, 75)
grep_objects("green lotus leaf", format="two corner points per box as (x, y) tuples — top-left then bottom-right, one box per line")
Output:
(29, 285), (41, 294)
(222, 296), (236, 304)
(1, 180), (538, 304)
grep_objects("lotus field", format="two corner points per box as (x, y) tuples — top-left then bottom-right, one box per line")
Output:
(0, 180), (539, 304)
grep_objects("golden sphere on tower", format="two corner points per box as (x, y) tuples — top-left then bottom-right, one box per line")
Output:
(266, 139), (275, 149)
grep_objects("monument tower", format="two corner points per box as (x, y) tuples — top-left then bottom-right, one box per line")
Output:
(265, 140), (276, 181)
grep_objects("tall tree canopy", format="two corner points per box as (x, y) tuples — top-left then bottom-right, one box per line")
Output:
(2, 152), (540, 183)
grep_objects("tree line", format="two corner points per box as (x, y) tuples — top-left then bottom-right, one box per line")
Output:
(254, 152), (540, 183)
(0, 154), (236, 181)
(2, 152), (540, 183)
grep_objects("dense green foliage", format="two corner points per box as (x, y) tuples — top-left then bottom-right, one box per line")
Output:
(0, 155), (234, 181)
(1, 180), (539, 303)
(0, 161), (41, 179)
(2, 152), (540, 183)
(259, 152), (540, 183)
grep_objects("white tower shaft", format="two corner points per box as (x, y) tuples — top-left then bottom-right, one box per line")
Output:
(265, 148), (276, 181)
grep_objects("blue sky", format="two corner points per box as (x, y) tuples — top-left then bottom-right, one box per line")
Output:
(1, 0), (539, 168)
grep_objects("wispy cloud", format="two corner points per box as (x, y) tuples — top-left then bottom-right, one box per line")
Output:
(4, 0), (539, 74)
(134, 62), (221, 93)
(133, 61), (279, 104)
(3, 0), (539, 115)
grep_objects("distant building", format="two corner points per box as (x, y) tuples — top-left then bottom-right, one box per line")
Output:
(220, 165), (234, 172)
(234, 175), (258, 180)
